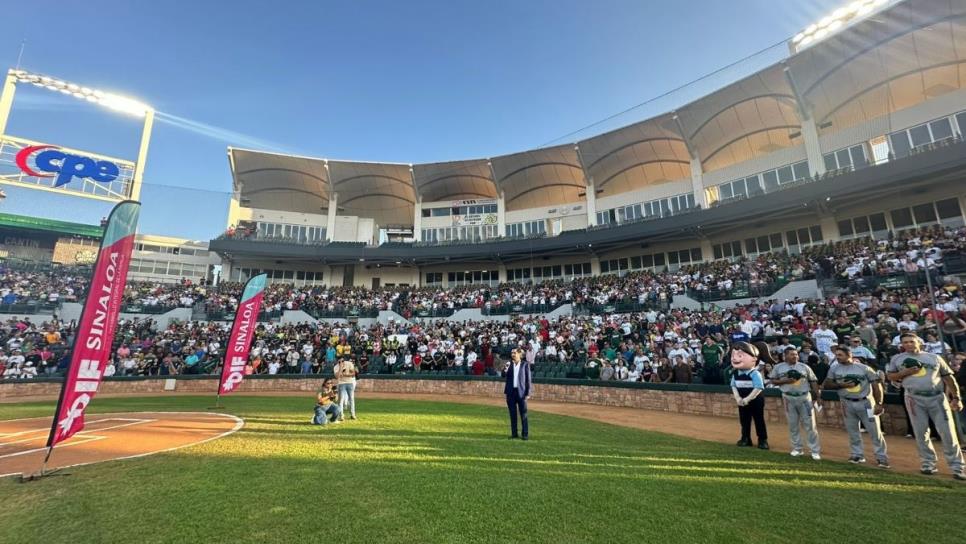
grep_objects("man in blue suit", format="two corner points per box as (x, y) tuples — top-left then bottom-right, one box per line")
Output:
(504, 348), (532, 440)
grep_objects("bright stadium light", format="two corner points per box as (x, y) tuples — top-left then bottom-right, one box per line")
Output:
(0, 68), (156, 202)
(790, 0), (900, 53)
(8, 69), (152, 118)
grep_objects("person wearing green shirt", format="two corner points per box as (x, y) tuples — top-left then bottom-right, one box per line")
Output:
(602, 346), (617, 362)
(832, 315), (857, 344)
(700, 336), (725, 385)
(609, 330), (622, 348)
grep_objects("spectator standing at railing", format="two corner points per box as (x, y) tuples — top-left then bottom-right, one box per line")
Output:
(6, 349), (24, 373)
(285, 347), (299, 374)
(700, 337), (724, 385)
(667, 341), (691, 366)
(614, 360), (629, 381)
(739, 316), (762, 339)
(923, 332), (951, 356)
(671, 357), (692, 384)
(856, 318), (878, 350)
(19, 361), (37, 379)
(811, 322), (838, 362)
(832, 315), (856, 344)
(848, 337), (876, 365)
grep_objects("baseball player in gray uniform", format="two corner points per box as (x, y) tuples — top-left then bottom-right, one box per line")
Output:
(885, 333), (965, 480)
(823, 346), (891, 468)
(770, 348), (822, 460)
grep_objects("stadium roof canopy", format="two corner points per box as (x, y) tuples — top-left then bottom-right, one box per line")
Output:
(326, 160), (416, 227)
(230, 148), (331, 215)
(577, 113), (692, 200)
(490, 144), (587, 212)
(412, 159), (497, 203)
(674, 64), (802, 173)
(786, 0), (966, 137)
(227, 0), (966, 216)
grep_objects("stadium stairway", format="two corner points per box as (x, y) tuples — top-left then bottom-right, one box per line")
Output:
(280, 310), (318, 324)
(191, 302), (208, 322)
(378, 310), (411, 326)
(671, 279), (823, 310)
(521, 303), (573, 321)
(58, 302), (84, 322)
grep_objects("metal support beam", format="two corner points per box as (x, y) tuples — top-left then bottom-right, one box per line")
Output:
(326, 190), (338, 242)
(0, 71), (17, 139)
(130, 108), (154, 202)
(672, 113), (708, 208)
(783, 64), (827, 177)
(574, 144), (598, 226)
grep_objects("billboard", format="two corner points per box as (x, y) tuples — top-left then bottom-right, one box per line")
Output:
(450, 199), (497, 227)
(0, 135), (136, 201)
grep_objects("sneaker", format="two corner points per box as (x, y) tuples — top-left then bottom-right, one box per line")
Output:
(811, 453), (822, 461)
(859, 427), (867, 433)
(350, 415), (357, 420)
(736, 439), (752, 447)
(757, 440), (770, 450)
(848, 456), (866, 464)
(905, 433), (914, 438)
(790, 450), (804, 457)
(877, 460), (892, 469)
(332, 419), (342, 424)
(921, 467), (939, 475)
(954, 472), (966, 481)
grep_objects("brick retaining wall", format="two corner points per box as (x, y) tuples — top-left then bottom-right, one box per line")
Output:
(0, 376), (912, 435)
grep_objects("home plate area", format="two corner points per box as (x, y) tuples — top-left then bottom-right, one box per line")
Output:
(0, 412), (243, 478)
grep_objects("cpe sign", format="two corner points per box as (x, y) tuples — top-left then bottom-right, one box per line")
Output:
(15, 144), (120, 187)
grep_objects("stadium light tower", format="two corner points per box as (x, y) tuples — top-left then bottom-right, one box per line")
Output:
(0, 68), (154, 201)
(790, 0), (898, 53)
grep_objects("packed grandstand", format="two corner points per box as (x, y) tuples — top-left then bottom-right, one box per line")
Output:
(1, 224), (965, 385)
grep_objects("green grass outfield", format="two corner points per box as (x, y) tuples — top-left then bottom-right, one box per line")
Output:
(1, 396), (964, 544)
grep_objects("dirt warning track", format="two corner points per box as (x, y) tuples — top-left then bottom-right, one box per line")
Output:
(0, 412), (243, 478)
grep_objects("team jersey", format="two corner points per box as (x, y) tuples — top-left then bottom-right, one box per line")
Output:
(826, 361), (880, 400)
(886, 351), (952, 397)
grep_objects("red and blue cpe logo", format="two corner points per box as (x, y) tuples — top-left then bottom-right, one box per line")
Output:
(15, 145), (120, 187)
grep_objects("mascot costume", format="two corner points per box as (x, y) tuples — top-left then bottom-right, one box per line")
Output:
(730, 341), (769, 449)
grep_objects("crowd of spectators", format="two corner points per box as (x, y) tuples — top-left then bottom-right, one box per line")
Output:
(1, 225), (965, 383)
(0, 267), (88, 306)
(812, 225), (966, 281)
(2, 273), (964, 384)
(4, 226), (964, 320)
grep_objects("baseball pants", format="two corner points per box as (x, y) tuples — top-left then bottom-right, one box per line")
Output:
(905, 394), (964, 473)
(784, 396), (820, 454)
(841, 398), (888, 463)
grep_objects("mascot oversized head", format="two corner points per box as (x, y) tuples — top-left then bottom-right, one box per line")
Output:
(731, 341), (759, 371)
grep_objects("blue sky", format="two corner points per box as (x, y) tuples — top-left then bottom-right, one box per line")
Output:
(0, 0), (845, 239)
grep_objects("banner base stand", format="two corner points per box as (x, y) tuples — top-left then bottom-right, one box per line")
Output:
(19, 468), (67, 483)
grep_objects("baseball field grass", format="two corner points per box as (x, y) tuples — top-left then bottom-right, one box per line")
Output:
(1, 395), (964, 544)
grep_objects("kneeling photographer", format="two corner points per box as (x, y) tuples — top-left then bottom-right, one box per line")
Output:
(313, 379), (343, 426)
